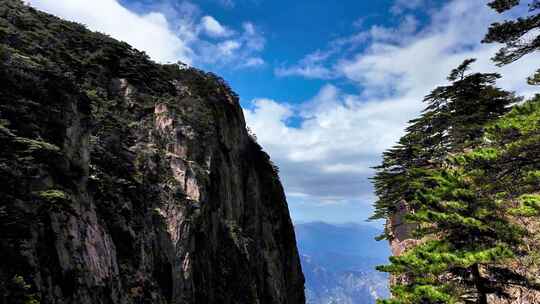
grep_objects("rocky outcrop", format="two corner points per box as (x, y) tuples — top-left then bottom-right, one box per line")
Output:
(487, 217), (540, 304)
(0, 1), (305, 303)
(386, 200), (419, 257)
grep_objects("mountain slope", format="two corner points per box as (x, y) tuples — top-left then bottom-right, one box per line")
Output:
(0, 1), (305, 303)
(295, 222), (390, 304)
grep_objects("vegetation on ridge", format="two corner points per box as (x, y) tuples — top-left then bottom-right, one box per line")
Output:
(373, 1), (540, 303)
(1, 1), (292, 303)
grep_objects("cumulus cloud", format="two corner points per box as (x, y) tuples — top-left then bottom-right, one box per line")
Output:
(30, 0), (265, 68)
(31, 0), (193, 63)
(246, 0), (540, 220)
(241, 22), (266, 51)
(200, 15), (233, 38)
(338, 1), (540, 98)
(275, 49), (338, 79)
(196, 21), (266, 66)
(274, 14), (420, 79)
(218, 40), (241, 56)
(244, 85), (414, 206)
(240, 57), (265, 68)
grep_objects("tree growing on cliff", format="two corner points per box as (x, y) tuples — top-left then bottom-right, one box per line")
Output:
(377, 95), (540, 304)
(372, 59), (540, 303)
(371, 59), (517, 224)
(375, 2), (540, 303)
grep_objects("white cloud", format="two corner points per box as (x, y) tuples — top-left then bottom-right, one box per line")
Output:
(246, 0), (540, 215)
(338, 1), (540, 98)
(275, 50), (336, 79)
(244, 85), (411, 206)
(218, 40), (241, 56)
(275, 65), (334, 79)
(368, 15), (419, 43)
(240, 57), (265, 68)
(242, 22), (265, 51)
(200, 15), (233, 38)
(243, 22), (256, 35)
(274, 15), (420, 79)
(30, 0), (266, 68)
(31, 0), (193, 64)
(196, 21), (266, 67)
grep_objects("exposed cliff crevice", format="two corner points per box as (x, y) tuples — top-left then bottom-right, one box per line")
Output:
(0, 1), (305, 303)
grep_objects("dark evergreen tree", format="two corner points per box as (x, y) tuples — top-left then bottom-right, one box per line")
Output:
(371, 59), (517, 224)
(376, 95), (540, 304)
(483, 0), (540, 82)
(483, 0), (540, 64)
(374, 3), (540, 303)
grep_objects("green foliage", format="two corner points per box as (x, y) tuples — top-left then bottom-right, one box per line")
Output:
(13, 137), (61, 155)
(447, 58), (476, 81)
(36, 189), (69, 203)
(379, 284), (456, 304)
(8, 275), (40, 304)
(483, 0), (540, 65)
(377, 240), (515, 304)
(374, 59), (540, 302)
(34, 189), (76, 215)
(375, 94), (540, 303)
(487, 0), (520, 13)
(371, 59), (517, 223)
(510, 194), (540, 216)
(486, 96), (540, 137)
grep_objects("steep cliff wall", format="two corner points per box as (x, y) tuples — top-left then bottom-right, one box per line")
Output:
(0, 1), (305, 303)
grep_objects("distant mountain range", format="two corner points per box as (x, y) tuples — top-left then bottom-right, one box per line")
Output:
(295, 222), (391, 304)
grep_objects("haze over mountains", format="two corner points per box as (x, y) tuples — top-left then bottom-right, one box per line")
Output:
(295, 222), (391, 304)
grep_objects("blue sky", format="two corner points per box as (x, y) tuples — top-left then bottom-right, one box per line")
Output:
(30, 0), (540, 225)
(115, 0), (437, 104)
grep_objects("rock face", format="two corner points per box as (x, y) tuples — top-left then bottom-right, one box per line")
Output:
(0, 1), (305, 303)
(386, 200), (419, 257)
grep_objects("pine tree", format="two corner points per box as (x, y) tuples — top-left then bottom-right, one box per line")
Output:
(371, 59), (517, 224)
(376, 95), (540, 304)
(483, 0), (540, 81)
(372, 60), (536, 303)
(373, 3), (540, 303)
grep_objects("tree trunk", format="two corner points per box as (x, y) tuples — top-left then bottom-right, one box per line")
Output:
(472, 264), (488, 304)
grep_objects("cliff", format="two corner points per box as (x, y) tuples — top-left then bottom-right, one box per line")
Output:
(0, 1), (305, 303)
